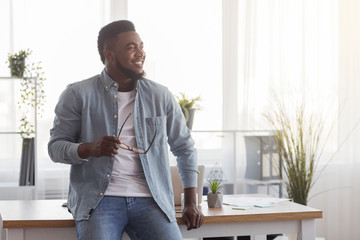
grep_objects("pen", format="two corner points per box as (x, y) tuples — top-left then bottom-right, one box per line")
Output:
(223, 203), (238, 207)
(232, 206), (253, 210)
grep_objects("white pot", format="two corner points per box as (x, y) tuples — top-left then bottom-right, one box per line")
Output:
(207, 193), (223, 208)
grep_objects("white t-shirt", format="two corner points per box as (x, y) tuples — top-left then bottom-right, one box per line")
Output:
(104, 90), (152, 197)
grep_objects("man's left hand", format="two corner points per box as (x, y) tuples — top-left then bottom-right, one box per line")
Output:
(182, 205), (204, 230)
(182, 187), (204, 230)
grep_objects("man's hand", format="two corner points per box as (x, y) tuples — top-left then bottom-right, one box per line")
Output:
(182, 187), (204, 230)
(78, 136), (120, 158)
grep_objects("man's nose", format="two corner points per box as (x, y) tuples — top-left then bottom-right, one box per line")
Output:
(135, 48), (145, 57)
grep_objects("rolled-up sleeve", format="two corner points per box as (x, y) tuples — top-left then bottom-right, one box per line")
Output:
(165, 90), (198, 188)
(48, 84), (86, 165)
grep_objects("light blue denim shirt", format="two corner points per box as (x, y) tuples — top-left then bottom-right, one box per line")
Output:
(48, 69), (198, 222)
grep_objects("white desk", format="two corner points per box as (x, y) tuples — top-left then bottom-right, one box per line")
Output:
(0, 195), (322, 240)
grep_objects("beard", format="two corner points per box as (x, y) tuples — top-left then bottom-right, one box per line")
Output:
(116, 57), (145, 81)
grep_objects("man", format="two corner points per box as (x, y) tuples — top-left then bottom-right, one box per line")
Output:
(48, 20), (203, 240)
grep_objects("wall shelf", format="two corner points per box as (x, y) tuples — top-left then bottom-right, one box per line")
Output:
(0, 76), (37, 200)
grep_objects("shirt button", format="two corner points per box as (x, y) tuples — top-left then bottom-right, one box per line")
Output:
(106, 174), (110, 178)
(114, 83), (118, 87)
(114, 95), (117, 99)
(100, 192), (104, 196)
(114, 114), (117, 118)
(105, 86), (109, 90)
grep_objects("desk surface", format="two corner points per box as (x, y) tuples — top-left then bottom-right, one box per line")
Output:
(0, 195), (322, 229)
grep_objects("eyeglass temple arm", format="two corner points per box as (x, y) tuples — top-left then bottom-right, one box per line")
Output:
(117, 112), (132, 138)
(145, 128), (157, 153)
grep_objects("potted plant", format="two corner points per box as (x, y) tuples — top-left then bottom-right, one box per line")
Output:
(7, 49), (46, 186)
(263, 95), (330, 206)
(10, 49), (47, 138)
(175, 92), (201, 130)
(206, 179), (223, 208)
(6, 49), (31, 78)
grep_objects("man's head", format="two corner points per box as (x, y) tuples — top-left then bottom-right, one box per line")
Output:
(97, 20), (145, 80)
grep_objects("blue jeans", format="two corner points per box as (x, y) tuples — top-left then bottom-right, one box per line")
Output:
(75, 196), (183, 240)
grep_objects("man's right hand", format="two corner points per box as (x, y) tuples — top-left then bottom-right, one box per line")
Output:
(78, 136), (120, 159)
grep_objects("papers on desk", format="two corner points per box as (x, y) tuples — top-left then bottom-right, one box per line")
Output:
(223, 197), (289, 210)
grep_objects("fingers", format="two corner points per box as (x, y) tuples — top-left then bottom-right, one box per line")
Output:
(93, 136), (121, 157)
(104, 136), (121, 147)
(108, 146), (118, 157)
(189, 212), (197, 230)
(182, 207), (204, 230)
(192, 209), (203, 229)
(195, 209), (204, 228)
(183, 214), (191, 230)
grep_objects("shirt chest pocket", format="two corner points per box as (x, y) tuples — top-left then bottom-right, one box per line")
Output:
(145, 116), (167, 146)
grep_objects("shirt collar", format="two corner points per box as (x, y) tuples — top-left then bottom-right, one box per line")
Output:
(101, 68), (141, 92)
(101, 69), (117, 91)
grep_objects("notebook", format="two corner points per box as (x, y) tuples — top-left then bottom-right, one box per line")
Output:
(170, 165), (205, 206)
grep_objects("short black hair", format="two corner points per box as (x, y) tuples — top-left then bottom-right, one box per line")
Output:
(97, 20), (136, 64)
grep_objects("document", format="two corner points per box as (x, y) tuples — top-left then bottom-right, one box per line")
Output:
(223, 196), (289, 208)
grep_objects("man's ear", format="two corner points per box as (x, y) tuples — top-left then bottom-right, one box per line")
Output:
(104, 49), (115, 64)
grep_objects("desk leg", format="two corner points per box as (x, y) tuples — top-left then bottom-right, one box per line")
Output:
(251, 235), (266, 240)
(6, 229), (24, 240)
(299, 219), (315, 240)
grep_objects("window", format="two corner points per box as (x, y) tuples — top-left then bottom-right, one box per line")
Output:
(0, 0), (107, 198)
(128, 0), (223, 130)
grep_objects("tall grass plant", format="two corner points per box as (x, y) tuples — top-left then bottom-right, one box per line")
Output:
(264, 95), (330, 205)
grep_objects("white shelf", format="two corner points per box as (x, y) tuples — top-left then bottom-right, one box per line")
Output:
(0, 76), (38, 200)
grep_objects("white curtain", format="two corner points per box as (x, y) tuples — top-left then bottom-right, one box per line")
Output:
(237, 0), (338, 130)
(235, 0), (360, 239)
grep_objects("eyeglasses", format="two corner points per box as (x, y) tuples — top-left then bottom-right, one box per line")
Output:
(117, 112), (157, 154)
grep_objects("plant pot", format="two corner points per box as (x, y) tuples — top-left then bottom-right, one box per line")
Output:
(19, 137), (35, 186)
(10, 56), (26, 78)
(181, 108), (195, 130)
(186, 108), (195, 130)
(207, 193), (223, 208)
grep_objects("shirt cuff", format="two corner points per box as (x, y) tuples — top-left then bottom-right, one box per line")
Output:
(69, 143), (88, 164)
(181, 171), (198, 189)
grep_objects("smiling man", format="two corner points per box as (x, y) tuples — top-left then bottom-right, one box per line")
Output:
(48, 20), (203, 240)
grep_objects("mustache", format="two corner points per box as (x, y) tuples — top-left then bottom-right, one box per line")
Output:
(116, 59), (145, 80)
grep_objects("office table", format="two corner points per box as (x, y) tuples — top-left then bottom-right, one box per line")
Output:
(0, 195), (322, 240)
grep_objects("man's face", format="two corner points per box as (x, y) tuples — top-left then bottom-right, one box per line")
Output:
(112, 31), (146, 80)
